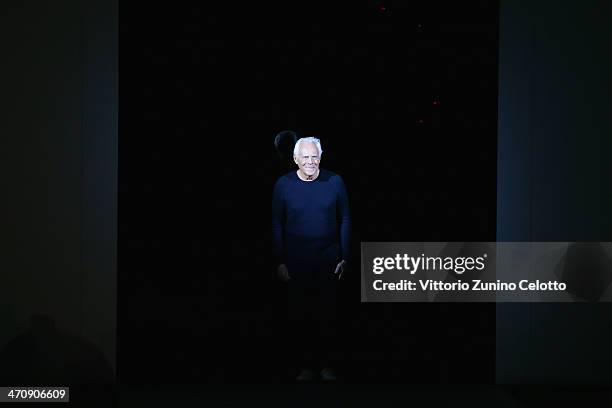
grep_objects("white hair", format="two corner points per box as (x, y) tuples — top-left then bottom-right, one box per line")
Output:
(293, 137), (323, 157)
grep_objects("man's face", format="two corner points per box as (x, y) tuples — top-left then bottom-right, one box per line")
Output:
(294, 142), (321, 177)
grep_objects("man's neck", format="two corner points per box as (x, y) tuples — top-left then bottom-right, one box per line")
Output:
(297, 169), (320, 181)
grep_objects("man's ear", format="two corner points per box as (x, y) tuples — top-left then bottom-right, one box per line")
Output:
(293, 155), (298, 165)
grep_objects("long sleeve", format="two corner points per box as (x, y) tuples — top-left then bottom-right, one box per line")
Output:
(336, 176), (351, 261)
(271, 179), (285, 266)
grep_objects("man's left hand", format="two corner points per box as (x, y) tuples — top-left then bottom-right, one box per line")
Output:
(334, 260), (347, 280)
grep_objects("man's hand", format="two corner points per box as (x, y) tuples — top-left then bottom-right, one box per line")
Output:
(334, 260), (347, 280)
(277, 264), (290, 282)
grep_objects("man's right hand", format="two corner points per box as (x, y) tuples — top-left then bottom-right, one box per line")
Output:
(277, 264), (290, 282)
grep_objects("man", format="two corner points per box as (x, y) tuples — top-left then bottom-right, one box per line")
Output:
(271, 137), (350, 381)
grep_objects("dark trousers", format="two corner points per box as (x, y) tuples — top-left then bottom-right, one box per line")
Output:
(285, 241), (340, 369)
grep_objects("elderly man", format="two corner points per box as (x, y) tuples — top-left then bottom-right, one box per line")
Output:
(272, 137), (351, 381)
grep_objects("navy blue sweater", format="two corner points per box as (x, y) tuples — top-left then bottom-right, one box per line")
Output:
(272, 169), (351, 266)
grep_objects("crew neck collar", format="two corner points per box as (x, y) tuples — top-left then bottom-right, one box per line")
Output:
(296, 169), (320, 182)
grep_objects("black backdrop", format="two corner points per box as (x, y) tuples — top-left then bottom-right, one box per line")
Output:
(120, 1), (498, 383)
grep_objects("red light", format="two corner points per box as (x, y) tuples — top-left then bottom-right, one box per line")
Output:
(379, 6), (386, 11)
(433, 100), (438, 105)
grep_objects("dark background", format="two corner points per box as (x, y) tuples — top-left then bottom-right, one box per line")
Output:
(0, 0), (116, 395)
(120, 1), (498, 384)
(1, 0), (612, 404)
